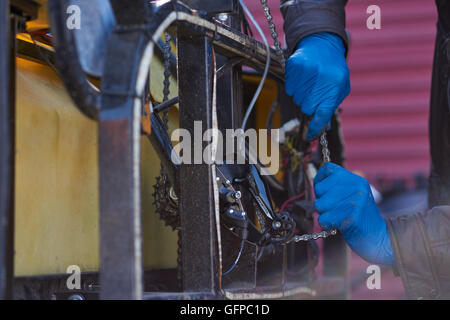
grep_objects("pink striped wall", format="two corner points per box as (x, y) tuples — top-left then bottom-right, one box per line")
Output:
(248, 0), (437, 184)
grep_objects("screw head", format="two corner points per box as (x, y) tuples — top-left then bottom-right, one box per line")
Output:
(218, 13), (228, 22)
(272, 221), (282, 229)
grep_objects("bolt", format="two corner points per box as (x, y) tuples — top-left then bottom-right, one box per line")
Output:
(272, 221), (282, 229)
(226, 190), (242, 203)
(224, 180), (231, 187)
(218, 13), (228, 22)
(68, 294), (84, 300)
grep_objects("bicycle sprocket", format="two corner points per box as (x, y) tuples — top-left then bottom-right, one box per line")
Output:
(153, 173), (180, 230)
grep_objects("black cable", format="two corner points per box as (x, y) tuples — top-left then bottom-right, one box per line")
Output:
(265, 81), (283, 130)
(222, 239), (245, 276)
(29, 33), (61, 78)
(265, 98), (279, 130)
(154, 96), (179, 113)
(241, 9), (253, 37)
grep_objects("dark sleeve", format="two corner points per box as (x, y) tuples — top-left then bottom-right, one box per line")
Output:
(386, 206), (450, 299)
(280, 0), (348, 55)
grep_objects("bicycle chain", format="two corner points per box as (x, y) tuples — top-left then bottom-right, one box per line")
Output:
(259, 0), (285, 69)
(162, 32), (172, 129)
(157, 31), (184, 283)
(259, 1), (337, 242)
(320, 131), (331, 163)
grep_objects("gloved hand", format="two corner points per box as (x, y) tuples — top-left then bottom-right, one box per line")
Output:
(314, 163), (395, 266)
(285, 32), (350, 141)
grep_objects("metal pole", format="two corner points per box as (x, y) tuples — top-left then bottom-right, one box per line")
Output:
(178, 29), (219, 293)
(0, 0), (15, 300)
(98, 31), (146, 300)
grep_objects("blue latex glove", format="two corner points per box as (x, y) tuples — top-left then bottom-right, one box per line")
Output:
(285, 32), (350, 141)
(314, 163), (395, 266)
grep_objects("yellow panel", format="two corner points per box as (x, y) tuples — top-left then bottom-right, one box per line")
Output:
(150, 57), (179, 105)
(243, 74), (283, 180)
(15, 57), (178, 276)
(15, 57), (99, 276)
(26, 0), (50, 31)
(242, 74), (281, 131)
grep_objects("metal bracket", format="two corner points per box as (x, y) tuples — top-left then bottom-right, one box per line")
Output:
(181, 0), (237, 15)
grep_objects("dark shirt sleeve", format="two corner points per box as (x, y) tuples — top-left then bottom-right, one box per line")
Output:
(386, 206), (450, 299)
(280, 0), (348, 55)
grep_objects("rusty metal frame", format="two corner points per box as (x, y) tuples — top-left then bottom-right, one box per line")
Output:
(177, 29), (219, 293)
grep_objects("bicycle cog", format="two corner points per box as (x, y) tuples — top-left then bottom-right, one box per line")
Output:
(153, 173), (180, 230)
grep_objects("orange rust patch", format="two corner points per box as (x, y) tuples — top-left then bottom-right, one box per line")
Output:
(141, 101), (152, 135)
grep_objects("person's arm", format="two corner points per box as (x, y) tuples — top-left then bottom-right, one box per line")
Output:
(315, 163), (450, 299)
(281, 0), (350, 140)
(387, 206), (450, 299)
(281, 0), (348, 55)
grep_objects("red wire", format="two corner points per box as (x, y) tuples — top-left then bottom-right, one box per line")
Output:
(29, 30), (53, 44)
(280, 191), (306, 211)
(279, 140), (316, 211)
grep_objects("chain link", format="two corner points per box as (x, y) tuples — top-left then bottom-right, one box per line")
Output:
(316, 130), (338, 240)
(162, 32), (172, 128)
(320, 131), (331, 163)
(259, 1), (337, 242)
(290, 229), (337, 242)
(259, 0), (286, 69)
(160, 32), (180, 284)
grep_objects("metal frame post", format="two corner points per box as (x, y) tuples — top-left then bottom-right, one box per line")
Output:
(0, 0), (15, 300)
(98, 31), (148, 300)
(97, 0), (151, 300)
(177, 29), (219, 293)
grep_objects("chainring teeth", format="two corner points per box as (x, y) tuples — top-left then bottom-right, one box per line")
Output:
(153, 174), (180, 230)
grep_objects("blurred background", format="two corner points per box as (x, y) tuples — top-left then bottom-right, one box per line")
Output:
(248, 0), (438, 299)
